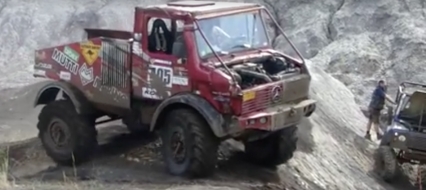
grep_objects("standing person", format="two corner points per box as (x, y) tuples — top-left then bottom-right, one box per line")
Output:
(365, 80), (396, 140)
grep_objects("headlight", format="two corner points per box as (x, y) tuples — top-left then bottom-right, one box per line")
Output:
(398, 135), (406, 142)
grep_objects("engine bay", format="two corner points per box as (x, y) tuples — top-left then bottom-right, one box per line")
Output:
(224, 56), (301, 89)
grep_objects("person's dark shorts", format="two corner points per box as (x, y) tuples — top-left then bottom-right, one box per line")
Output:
(368, 108), (382, 124)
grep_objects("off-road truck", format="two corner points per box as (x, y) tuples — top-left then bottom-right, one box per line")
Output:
(33, 1), (316, 177)
(375, 82), (426, 182)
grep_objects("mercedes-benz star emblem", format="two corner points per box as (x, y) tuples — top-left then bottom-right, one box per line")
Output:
(271, 86), (282, 103)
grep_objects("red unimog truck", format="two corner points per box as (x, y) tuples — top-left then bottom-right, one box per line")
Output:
(32, 1), (316, 178)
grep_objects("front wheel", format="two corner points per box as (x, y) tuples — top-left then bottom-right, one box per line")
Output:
(244, 125), (298, 167)
(374, 145), (399, 182)
(37, 100), (97, 166)
(160, 109), (219, 178)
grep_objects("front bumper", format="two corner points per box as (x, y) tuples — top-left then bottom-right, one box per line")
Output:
(235, 99), (316, 131)
(385, 130), (426, 151)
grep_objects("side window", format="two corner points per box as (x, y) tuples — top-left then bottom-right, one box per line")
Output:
(147, 17), (172, 54)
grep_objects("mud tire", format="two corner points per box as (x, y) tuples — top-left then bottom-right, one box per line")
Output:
(160, 108), (219, 178)
(244, 125), (298, 166)
(374, 145), (399, 182)
(37, 100), (97, 166)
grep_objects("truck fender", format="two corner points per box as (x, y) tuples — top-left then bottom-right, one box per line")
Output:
(150, 93), (227, 138)
(34, 81), (94, 114)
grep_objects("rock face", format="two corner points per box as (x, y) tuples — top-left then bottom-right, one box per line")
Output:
(279, 0), (426, 105)
(0, 0), (424, 189)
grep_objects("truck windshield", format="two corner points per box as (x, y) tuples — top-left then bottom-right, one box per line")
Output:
(195, 11), (268, 58)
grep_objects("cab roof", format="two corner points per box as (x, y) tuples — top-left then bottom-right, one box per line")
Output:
(139, 1), (261, 17)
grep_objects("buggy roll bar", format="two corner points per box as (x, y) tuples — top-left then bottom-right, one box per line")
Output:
(398, 81), (426, 92)
(396, 81), (426, 103)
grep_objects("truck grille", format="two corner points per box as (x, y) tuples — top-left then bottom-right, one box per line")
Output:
(240, 74), (310, 115)
(241, 87), (272, 114)
(407, 132), (426, 151)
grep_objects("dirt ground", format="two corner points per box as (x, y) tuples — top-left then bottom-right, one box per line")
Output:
(0, 82), (423, 190)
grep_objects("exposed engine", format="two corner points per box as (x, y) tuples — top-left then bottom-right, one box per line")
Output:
(225, 56), (300, 89)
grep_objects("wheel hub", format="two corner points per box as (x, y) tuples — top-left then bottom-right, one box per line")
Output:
(171, 131), (186, 163)
(48, 118), (70, 148)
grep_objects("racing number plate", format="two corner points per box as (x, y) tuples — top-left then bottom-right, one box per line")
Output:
(243, 91), (256, 102)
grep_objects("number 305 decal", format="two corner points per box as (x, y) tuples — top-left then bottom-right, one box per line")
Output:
(148, 65), (172, 87)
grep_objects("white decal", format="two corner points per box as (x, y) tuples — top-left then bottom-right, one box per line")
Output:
(59, 71), (71, 81)
(34, 62), (52, 69)
(132, 42), (151, 62)
(172, 76), (188, 86)
(148, 65), (173, 88)
(152, 59), (172, 65)
(93, 76), (128, 101)
(34, 69), (46, 77)
(142, 87), (161, 99)
(142, 87), (171, 99)
(51, 48), (79, 74)
(79, 63), (94, 86)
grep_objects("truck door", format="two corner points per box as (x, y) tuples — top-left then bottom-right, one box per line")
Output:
(88, 37), (132, 109)
(140, 16), (189, 100)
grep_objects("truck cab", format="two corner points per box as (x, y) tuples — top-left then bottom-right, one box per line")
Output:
(33, 1), (316, 178)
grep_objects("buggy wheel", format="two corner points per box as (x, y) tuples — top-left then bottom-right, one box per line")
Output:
(37, 100), (97, 166)
(244, 125), (298, 167)
(160, 109), (219, 178)
(374, 145), (399, 182)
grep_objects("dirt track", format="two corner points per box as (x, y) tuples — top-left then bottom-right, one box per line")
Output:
(0, 79), (422, 190)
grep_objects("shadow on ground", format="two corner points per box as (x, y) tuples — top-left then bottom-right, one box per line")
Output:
(1, 124), (322, 190)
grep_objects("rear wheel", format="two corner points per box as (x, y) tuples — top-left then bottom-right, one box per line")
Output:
(37, 100), (97, 166)
(160, 109), (219, 178)
(244, 125), (298, 167)
(374, 145), (399, 182)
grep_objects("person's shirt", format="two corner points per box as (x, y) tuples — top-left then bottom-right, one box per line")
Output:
(369, 85), (386, 110)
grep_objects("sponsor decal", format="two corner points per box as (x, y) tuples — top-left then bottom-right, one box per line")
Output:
(59, 71), (71, 81)
(79, 63), (94, 86)
(93, 76), (128, 101)
(172, 76), (188, 86)
(35, 51), (46, 61)
(51, 48), (79, 74)
(148, 65), (173, 88)
(34, 62), (52, 69)
(152, 59), (172, 65)
(63, 46), (80, 62)
(142, 87), (170, 99)
(34, 69), (46, 77)
(80, 41), (101, 66)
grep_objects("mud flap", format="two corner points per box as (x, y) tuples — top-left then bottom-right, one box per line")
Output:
(150, 93), (227, 138)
